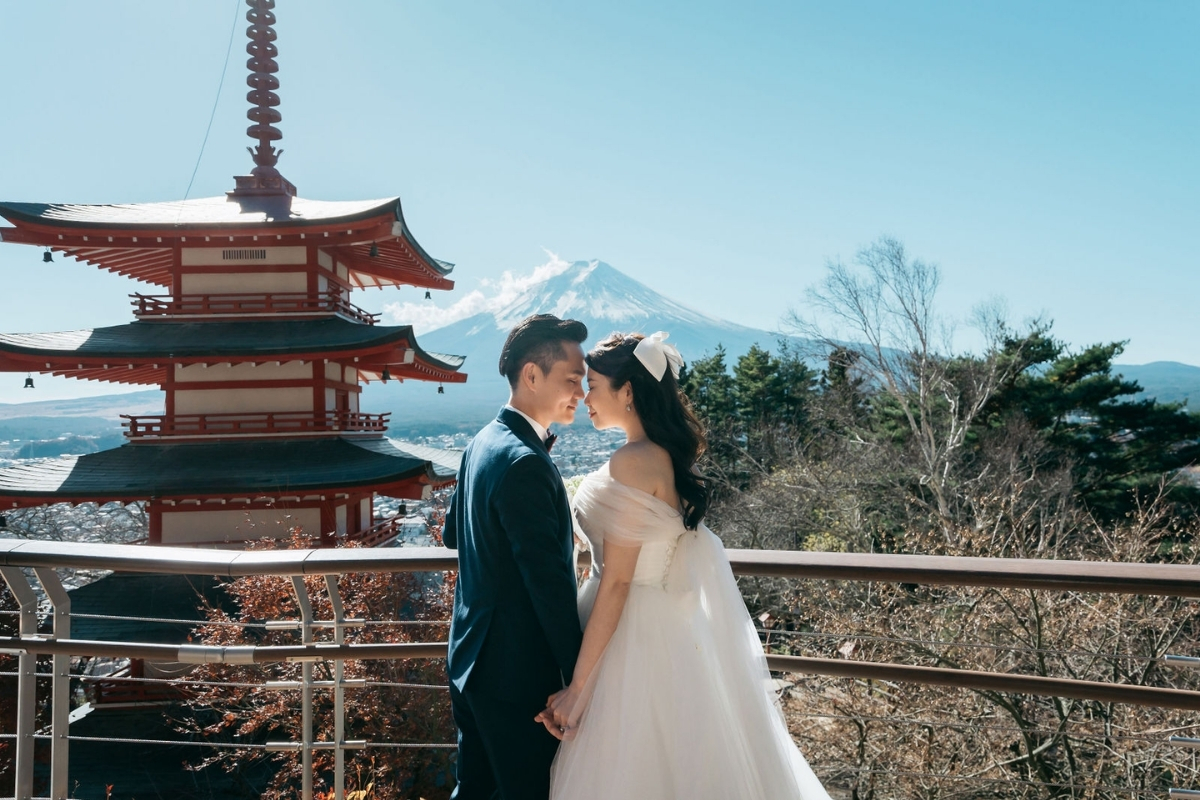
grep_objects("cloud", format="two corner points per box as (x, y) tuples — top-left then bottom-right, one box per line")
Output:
(383, 251), (573, 333)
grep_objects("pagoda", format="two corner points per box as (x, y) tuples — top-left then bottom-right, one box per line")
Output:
(0, 0), (466, 547)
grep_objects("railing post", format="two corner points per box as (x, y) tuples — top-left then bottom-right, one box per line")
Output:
(326, 574), (347, 800)
(1, 566), (39, 800)
(34, 567), (71, 800)
(1167, 654), (1200, 799)
(291, 576), (315, 800)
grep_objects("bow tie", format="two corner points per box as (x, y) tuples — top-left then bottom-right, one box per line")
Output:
(543, 432), (557, 453)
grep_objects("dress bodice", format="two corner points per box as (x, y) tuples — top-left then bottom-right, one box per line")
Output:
(573, 463), (686, 588)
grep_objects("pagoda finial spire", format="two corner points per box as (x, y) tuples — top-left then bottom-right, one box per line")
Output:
(229, 0), (296, 202)
(245, 0), (282, 169)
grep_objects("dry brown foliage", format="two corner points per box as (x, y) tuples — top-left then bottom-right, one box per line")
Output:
(712, 424), (1200, 798)
(179, 515), (457, 800)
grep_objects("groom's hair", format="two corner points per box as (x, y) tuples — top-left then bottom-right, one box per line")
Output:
(499, 314), (588, 388)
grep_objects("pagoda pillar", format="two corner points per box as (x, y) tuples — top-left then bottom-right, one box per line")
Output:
(148, 503), (163, 544)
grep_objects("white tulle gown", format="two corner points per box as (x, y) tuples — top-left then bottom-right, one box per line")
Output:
(549, 464), (831, 800)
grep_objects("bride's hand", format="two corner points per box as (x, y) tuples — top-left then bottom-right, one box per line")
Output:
(534, 686), (583, 741)
(549, 684), (584, 737)
(535, 689), (569, 740)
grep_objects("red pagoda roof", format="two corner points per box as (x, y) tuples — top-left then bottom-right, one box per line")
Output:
(0, 318), (467, 385)
(0, 196), (453, 290)
(0, 437), (461, 509)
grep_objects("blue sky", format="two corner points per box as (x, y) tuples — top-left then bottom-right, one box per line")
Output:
(0, 1), (1196, 404)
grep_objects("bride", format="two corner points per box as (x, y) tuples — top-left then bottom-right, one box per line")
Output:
(536, 332), (831, 800)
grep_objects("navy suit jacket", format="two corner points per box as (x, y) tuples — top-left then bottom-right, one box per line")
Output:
(443, 407), (582, 696)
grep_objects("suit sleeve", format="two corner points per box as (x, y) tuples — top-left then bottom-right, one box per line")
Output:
(495, 454), (583, 684)
(442, 488), (459, 550)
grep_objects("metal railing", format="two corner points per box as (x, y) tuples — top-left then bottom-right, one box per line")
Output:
(130, 291), (380, 325)
(121, 410), (390, 439)
(1, 539), (1198, 799)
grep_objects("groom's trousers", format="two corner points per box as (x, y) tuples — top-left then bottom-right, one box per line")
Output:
(449, 680), (560, 800)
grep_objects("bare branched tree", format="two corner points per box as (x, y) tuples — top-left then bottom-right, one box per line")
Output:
(2, 502), (147, 545)
(786, 237), (1034, 538)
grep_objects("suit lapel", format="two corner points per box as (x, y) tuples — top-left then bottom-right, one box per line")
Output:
(497, 406), (551, 455)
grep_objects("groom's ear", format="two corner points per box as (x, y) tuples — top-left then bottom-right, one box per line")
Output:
(520, 360), (546, 391)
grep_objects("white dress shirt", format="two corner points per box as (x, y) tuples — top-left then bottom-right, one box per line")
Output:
(504, 404), (548, 445)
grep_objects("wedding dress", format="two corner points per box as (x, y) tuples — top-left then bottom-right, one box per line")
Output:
(549, 463), (831, 800)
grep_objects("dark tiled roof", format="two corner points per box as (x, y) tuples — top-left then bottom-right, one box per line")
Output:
(380, 439), (463, 481)
(61, 704), (275, 799)
(0, 318), (464, 371)
(0, 437), (446, 501)
(0, 195), (398, 229)
(68, 573), (231, 643)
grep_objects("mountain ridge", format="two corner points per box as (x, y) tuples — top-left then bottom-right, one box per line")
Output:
(2, 264), (1196, 436)
(367, 260), (799, 432)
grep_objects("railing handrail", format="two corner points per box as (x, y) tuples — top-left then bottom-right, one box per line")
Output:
(122, 411), (390, 422)
(2, 539), (1198, 595)
(342, 516), (403, 548)
(2, 636), (1197, 712)
(130, 290), (379, 325)
(121, 410), (391, 439)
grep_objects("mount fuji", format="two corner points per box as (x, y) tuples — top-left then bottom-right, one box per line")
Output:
(367, 260), (797, 434)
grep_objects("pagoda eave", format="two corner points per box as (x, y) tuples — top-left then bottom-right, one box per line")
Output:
(0, 438), (461, 510)
(0, 319), (466, 385)
(0, 198), (454, 290)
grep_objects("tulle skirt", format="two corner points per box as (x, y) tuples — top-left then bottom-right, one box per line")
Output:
(549, 525), (831, 800)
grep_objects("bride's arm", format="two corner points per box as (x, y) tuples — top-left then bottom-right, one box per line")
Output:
(537, 444), (671, 738)
(538, 540), (640, 738)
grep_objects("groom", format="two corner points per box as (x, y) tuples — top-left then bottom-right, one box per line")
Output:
(443, 313), (588, 799)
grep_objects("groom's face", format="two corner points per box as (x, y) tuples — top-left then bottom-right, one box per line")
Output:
(534, 343), (587, 426)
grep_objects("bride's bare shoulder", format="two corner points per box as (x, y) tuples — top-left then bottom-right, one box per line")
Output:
(609, 441), (672, 497)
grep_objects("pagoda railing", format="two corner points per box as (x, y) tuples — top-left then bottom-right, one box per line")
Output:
(1, 543), (1198, 800)
(341, 516), (404, 548)
(122, 411), (390, 439)
(131, 291), (380, 325)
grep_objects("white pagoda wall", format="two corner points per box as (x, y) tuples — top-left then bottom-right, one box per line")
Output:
(173, 361), (317, 415)
(180, 271), (307, 295)
(175, 362), (314, 381)
(175, 387), (312, 415)
(160, 507), (322, 545)
(316, 249), (351, 283)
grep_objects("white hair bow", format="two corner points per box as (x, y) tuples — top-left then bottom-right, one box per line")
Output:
(633, 331), (684, 381)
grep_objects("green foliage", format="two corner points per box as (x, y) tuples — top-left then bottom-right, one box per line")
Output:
(680, 346), (736, 429)
(682, 341), (819, 488)
(980, 335), (1200, 520)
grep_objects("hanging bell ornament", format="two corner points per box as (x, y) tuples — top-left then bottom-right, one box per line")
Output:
(437, 384), (445, 394)
(23, 375), (35, 389)
(381, 367), (391, 383)
(42, 249), (53, 263)
(425, 290), (432, 300)
(369, 242), (379, 258)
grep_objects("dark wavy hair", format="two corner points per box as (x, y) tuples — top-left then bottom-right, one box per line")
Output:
(586, 333), (709, 529)
(498, 314), (589, 388)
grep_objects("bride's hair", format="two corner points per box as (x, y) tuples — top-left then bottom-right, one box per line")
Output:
(586, 333), (709, 529)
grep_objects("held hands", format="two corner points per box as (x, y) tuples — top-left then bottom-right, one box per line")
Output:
(534, 684), (584, 741)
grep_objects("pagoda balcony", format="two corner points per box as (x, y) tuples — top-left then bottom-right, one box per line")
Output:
(122, 410), (390, 440)
(131, 291), (380, 325)
(0, 540), (1197, 799)
(341, 514), (404, 547)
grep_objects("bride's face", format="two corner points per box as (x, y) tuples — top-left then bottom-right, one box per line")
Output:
(583, 370), (631, 431)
